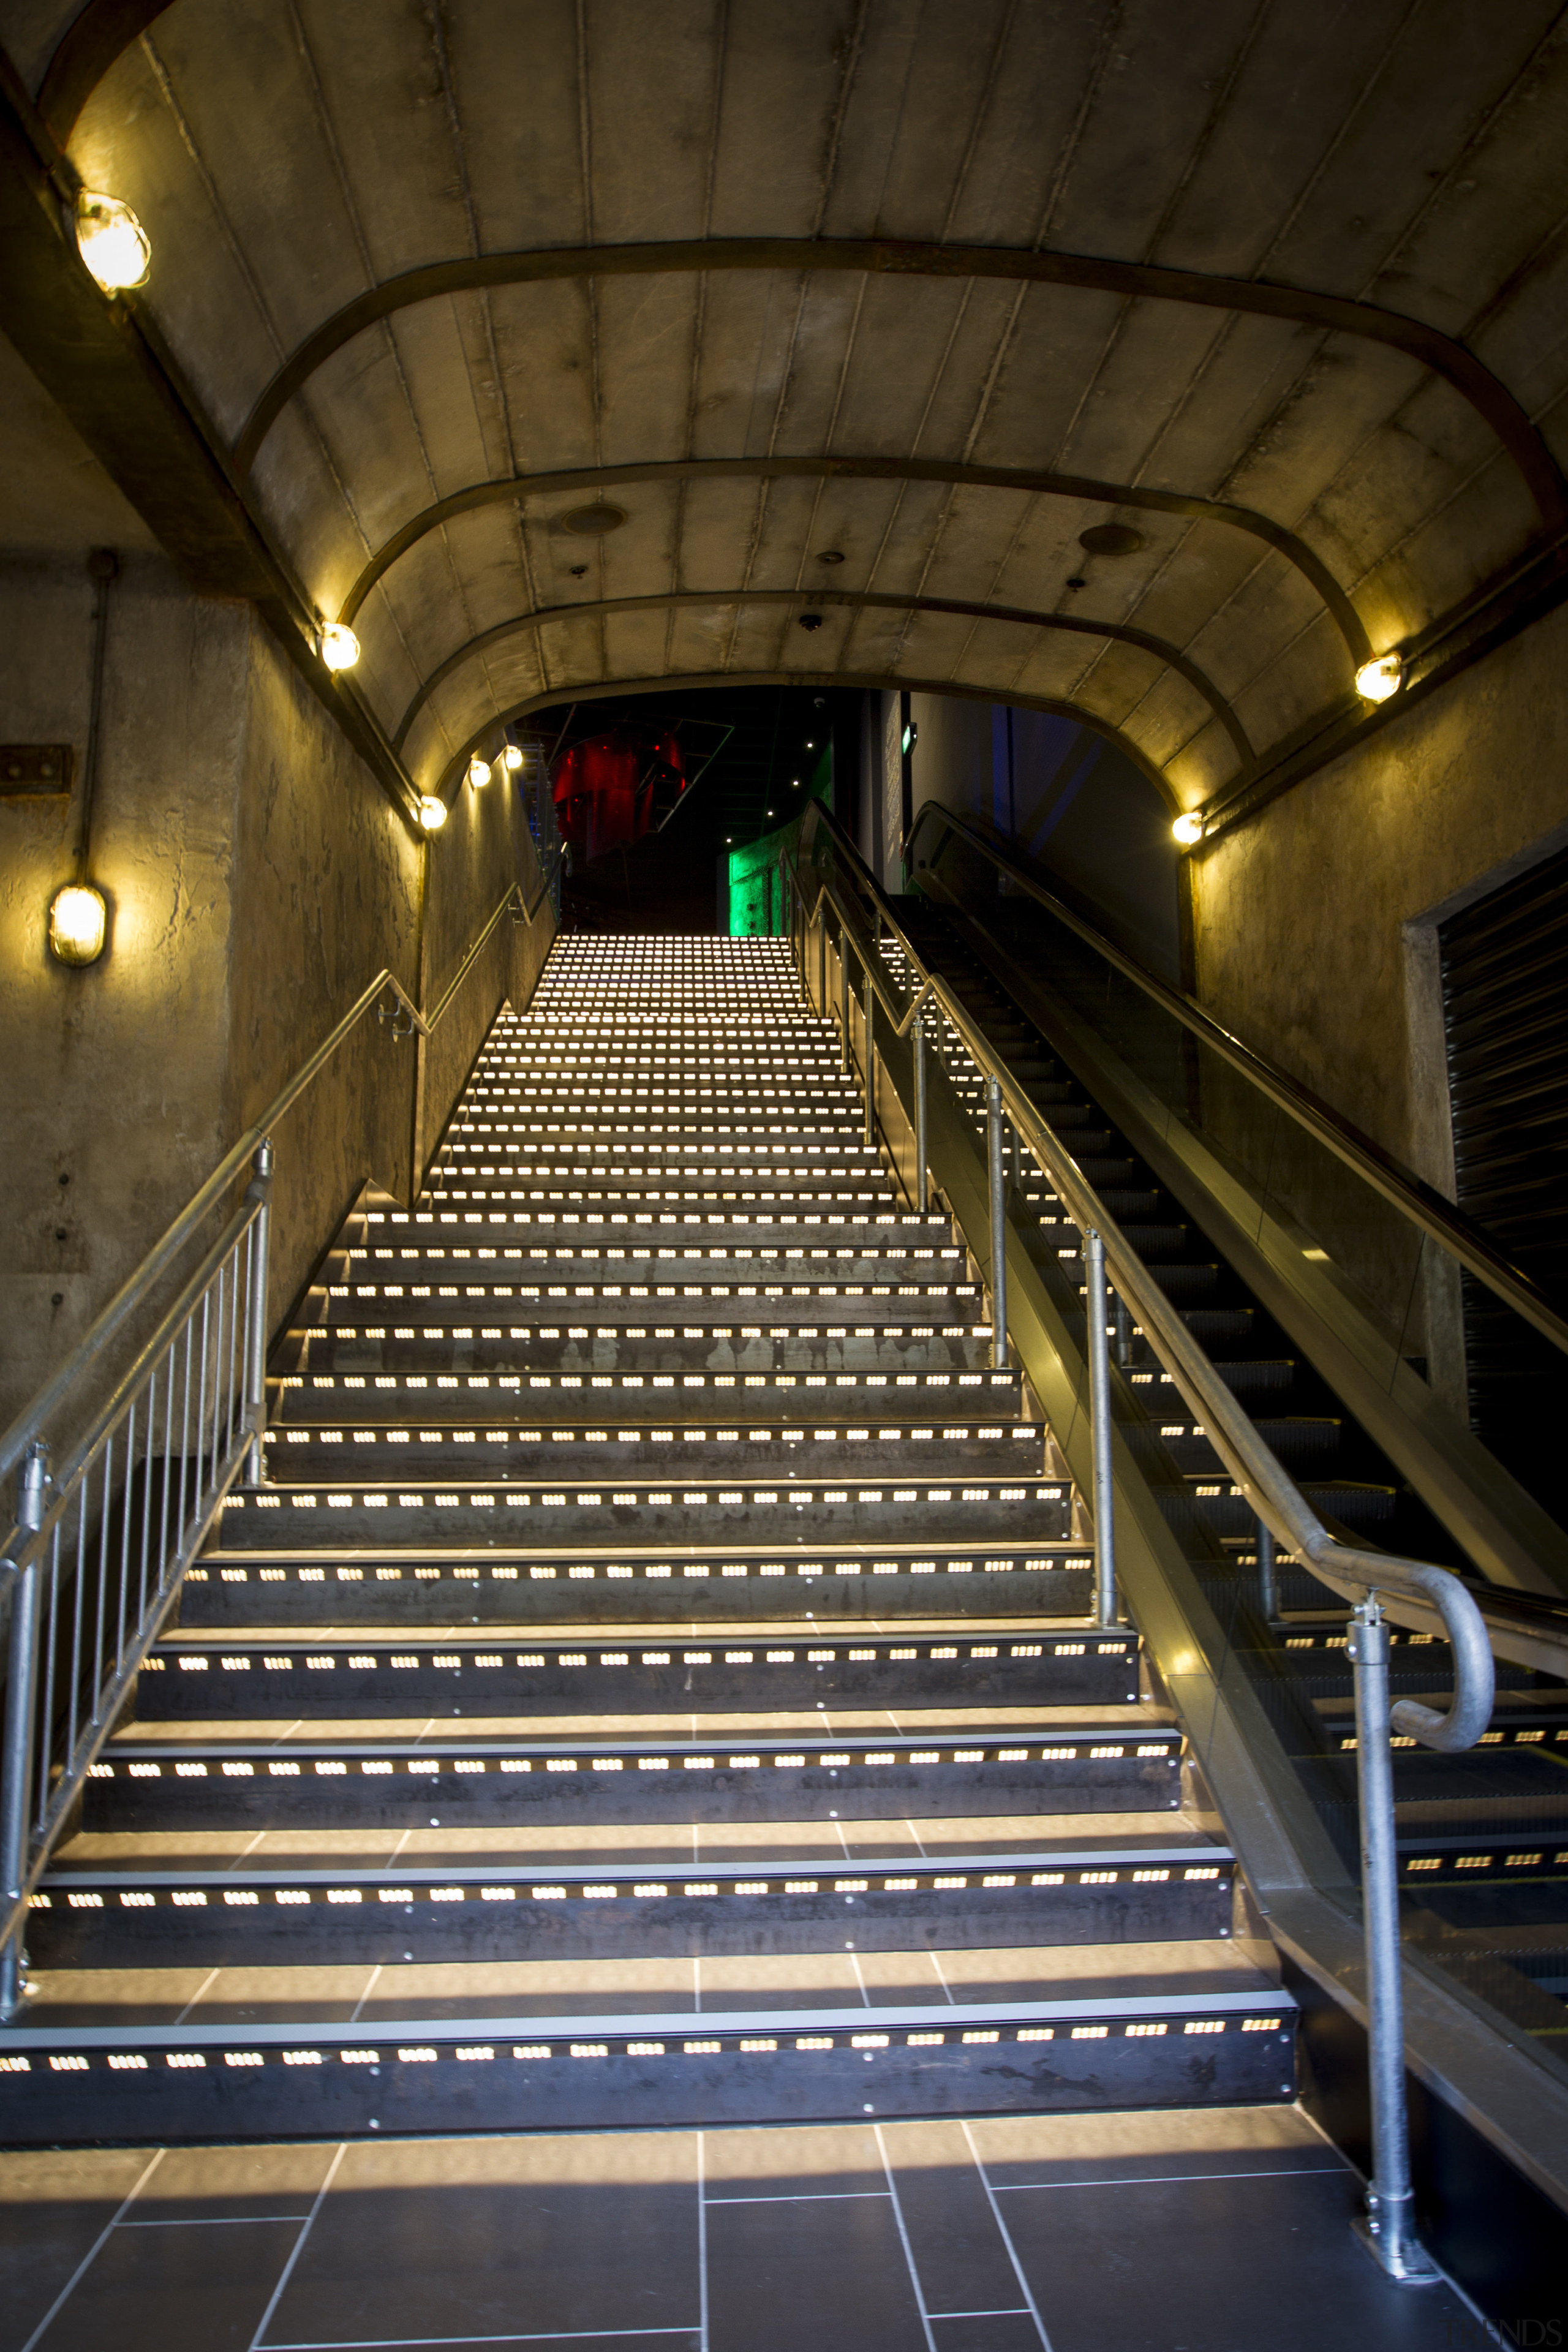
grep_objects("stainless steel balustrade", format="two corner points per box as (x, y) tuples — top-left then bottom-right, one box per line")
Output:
(782, 799), (1496, 2287)
(0, 873), (551, 2014)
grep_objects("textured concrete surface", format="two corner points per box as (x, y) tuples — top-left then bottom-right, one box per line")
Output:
(1191, 599), (1568, 1193)
(0, 557), (551, 1456)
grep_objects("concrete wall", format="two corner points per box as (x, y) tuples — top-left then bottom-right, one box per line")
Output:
(1190, 600), (1568, 1197)
(0, 552), (551, 1454)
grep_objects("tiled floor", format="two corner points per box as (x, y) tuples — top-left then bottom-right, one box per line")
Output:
(2, 2106), (1475, 2351)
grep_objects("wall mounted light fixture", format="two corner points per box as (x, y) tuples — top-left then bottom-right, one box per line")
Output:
(48, 883), (108, 964)
(467, 754), (492, 788)
(1355, 652), (1404, 703)
(1172, 811), (1206, 846)
(499, 744), (524, 772)
(418, 794), (448, 831)
(74, 192), (149, 290)
(318, 621), (360, 671)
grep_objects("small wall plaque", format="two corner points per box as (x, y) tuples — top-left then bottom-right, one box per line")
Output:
(0, 746), (74, 795)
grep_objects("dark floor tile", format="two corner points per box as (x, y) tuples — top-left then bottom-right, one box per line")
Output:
(929, 2318), (1042, 2352)
(706, 2188), (927, 2352)
(879, 2122), (1024, 2319)
(31, 2218), (300, 2352)
(1000, 2169), (1471, 2351)
(0, 2150), (153, 2352)
(260, 2135), (698, 2346)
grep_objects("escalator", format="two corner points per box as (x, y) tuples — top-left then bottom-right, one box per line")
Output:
(883, 821), (1568, 2084)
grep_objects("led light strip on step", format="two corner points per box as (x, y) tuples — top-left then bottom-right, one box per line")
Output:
(36, 1851), (1230, 1910)
(3, 2011), (1291, 2078)
(148, 1634), (1134, 1673)
(1400, 1846), (1568, 1880)
(91, 1730), (1176, 1781)
(265, 1423), (1039, 1449)
(221, 1481), (1059, 1512)
(187, 1552), (1091, 1583)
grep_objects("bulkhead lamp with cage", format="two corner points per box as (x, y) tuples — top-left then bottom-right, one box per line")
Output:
(318, 621), (360, 671)
(1172, 811), (1206, 846)
(1355, 652), (1404, 703)
(417, 795), (448, 832)
(499, 744), (524, 772)
(48, 883), (108, 965)
(467, 754), (492, 788)
(75, 192), (150, 290)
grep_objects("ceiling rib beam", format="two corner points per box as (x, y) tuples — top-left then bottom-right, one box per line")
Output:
(342, 454), (1371, 666)
(394, 588), (1253, 770)
(230, 238), (1566, 529)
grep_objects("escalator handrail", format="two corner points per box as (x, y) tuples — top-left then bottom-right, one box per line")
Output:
(907, 799), (1568, 1360)
(790, 799), (1535, 1699)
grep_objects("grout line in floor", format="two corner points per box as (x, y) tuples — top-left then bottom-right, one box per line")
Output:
(246, 2141), (349, 2352)
(960, 2119), (1055, 2350)
(874, 2123), (938, 2352)
(696, 2125), (709, 2352)
(18, 2148), (166, 2352)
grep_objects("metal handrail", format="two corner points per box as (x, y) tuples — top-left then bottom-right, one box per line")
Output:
(789, 795), (1492, 2282)
(0, 874), (546, 1490)
(908, 799), (1568, 1359)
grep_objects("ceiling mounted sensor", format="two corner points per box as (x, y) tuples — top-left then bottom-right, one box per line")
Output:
(1078, 524), (1145, 558)
(557, 504), (628, 537)
(798, 612), (824, 632)
(818, 549), (845, 564)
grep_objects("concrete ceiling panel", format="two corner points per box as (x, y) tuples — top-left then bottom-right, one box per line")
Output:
(1038, 0), (1270, 266)
(379, 300), (497, 502)
(487, 281), (605, 477)
(593, 273), (704, 467)
(445, 0), (589, 251)
(1263, 0), (1566, 311)
(707, 0), (863, 240)
(579, 0), (722, 246)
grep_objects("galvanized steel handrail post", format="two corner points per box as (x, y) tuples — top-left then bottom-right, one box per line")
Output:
(862, 962), (876, 1150)
(241, 1142), (274, 1486)
(1349, 1600), (1442, 2285)
(912, 1016), (928, 1214)
(986, 1079), (1008, 1370)
(909, 801), (1568, 1359)
(1084, 1229), (1118, 1627)
(0, 1446), (49, 2015)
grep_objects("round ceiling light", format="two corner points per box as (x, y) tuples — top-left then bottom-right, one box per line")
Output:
(1079, 524), (1145, 558)
(558, 504), (628, 537)
(75, 191), (150, 290)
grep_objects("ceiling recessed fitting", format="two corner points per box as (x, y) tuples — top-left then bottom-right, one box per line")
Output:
(798, 612), (824, 631)
(818, 549), (845, 564)
(557, 503), (627, 536)
(1079, 523), (1145, 557)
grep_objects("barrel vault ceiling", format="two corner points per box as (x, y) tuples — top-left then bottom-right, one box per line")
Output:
(4, 0), (1568, 821)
